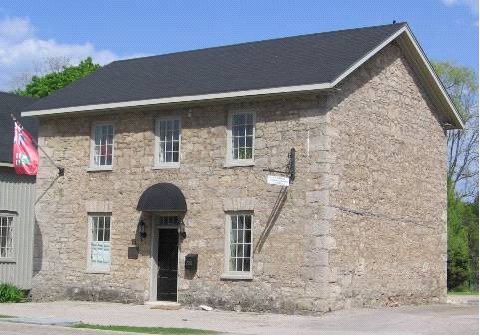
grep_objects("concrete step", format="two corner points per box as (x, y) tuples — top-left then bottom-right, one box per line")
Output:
(145, 301), (182, 310)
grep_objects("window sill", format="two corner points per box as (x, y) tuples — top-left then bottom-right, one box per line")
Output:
(152, 163), (180, 170)
(0, 258), (15, 263)
(87, 167), (113, 172)
(221, 273), (253, 280)
(86, 269), (110, 274)
(224, 160), (255, 168)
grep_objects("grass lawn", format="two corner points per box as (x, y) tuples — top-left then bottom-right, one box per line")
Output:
(448, 290), (479, 295)
(72, 323), (217, 335)
(0, 314), (15, 318)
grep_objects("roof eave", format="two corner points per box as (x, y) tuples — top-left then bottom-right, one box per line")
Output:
(21, 82), (333, 117)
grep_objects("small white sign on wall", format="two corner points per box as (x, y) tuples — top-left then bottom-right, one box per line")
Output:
(267, 175), (290, 186)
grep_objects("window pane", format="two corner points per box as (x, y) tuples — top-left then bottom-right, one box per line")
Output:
(236, 258), (242, 271)
(104, 227), (110, 241)
(92, 217), (98, 241)
(98, 217), (104, 241)
(237, 216), (244, 230)
(231, 229), (237, 244)
(238, 230), (244, 243)
(244, 244), (251, 257)
(243, 258), (250, 271)
(233, 138), (239, 159)
(95, 127), (101, 145)
(246, 136), (253, 148)
(229, 257), (236, 272)
(245, 215), (251, 229)
(237, 244), (243, 257)
(245, 229), (251, 243)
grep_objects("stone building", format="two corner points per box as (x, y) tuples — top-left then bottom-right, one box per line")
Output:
(21, 23), (463, 314)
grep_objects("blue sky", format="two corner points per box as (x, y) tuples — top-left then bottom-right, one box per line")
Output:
(0, 0), (478, 90)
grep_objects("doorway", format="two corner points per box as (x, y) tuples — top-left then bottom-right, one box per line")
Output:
(157, 228), (178, 301)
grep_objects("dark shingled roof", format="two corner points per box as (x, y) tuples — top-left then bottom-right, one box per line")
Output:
(24, 23), (406, 112)
(0, 92), (37, 164)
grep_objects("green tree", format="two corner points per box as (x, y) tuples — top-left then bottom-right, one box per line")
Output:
(447, 181), (471, 289)
(15, 57), (101, 98)
(464, 196), (479, 289)
(433, 62), (478, 200)
(435, 61), (479, 291)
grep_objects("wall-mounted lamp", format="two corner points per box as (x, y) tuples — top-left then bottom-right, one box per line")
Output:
(179, 219), (187, 239)
(138, 219), (147, 239)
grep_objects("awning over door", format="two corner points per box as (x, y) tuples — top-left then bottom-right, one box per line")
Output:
(137, 183), (187, 213)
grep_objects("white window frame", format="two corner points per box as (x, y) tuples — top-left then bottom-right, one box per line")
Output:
(88, 122), (115, 171)
(0, 213), (15, 262)
(226, 110), (255, 167)
(154, 116), (182, 169)
(87, 213), (112, 273)
(222, 212), (253, 280)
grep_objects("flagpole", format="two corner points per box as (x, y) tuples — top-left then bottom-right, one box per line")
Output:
(11, 114), (65, 176)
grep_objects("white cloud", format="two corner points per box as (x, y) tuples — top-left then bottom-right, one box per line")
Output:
(0, 16), (145, 91)
(441, 0), (479, 15)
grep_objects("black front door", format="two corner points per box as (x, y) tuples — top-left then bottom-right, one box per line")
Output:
(157, 229), (178, 301)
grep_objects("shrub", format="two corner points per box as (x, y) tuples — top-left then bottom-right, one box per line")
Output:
(0, 283), (25, 303)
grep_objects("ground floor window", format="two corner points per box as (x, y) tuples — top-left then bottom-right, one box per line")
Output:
(226, 213), (253, 274)
(88, 214), (111, 271)
(0, 215), (14, 259)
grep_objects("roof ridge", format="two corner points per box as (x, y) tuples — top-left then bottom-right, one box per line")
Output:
(110, 22), (407, 65)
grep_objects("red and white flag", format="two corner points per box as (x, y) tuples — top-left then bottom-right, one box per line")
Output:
(13, 121), (39, 175)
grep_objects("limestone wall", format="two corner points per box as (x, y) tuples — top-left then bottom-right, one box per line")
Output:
(32, 95), (333, 313)
(327, 43), (448, 309)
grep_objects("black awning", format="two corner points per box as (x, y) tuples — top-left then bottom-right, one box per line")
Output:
(136, 183), (187, 213)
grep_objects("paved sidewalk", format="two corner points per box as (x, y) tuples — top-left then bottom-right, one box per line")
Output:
(447, 294), (479, 305)
(0, 299), (478, 334)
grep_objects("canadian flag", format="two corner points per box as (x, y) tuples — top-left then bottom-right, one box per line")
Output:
(13, 121), (39, 175)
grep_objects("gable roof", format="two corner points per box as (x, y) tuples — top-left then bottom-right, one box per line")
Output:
(0, 92), (38, 164)
(20, 23), (463, 129)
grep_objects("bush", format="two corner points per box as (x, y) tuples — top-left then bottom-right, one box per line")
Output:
(0, 283), (25, 303)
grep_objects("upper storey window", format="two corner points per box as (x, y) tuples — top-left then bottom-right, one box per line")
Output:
(155, 117), (181, 168)
(227, 111), (255, 166)
(90, 123), (114, 170)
